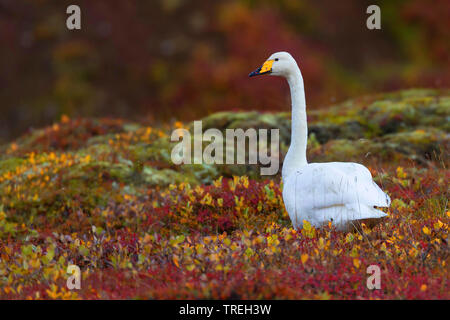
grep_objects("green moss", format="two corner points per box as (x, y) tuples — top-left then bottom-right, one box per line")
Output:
(0, 89), (448, 233)
(0, 89), (448, 195)
(0, 157), (25, 175)
(310, 88), (449, 138)
(142, 166), (197, 186)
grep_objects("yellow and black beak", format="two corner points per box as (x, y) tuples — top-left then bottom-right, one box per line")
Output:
(249, 59), (274, 77)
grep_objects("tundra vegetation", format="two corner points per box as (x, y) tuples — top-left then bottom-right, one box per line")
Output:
(0, 89), (448, 299)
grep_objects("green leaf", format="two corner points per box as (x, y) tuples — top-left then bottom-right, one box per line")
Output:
(79, 245), (89, 256)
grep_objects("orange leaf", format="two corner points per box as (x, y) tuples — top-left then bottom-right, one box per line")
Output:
(172, 256), (180, 268)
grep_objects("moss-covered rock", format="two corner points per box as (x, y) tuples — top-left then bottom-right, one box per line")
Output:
(0, 89), (448, 213)
(310, 88), (450, 138)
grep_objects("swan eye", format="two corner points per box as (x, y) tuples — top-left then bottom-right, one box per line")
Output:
(275, 58), (279, 61)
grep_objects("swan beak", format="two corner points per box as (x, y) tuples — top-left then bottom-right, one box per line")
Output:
(249, 59), (274, 77)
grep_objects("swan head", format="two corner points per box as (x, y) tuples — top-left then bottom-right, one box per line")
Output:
(249, 51), (298, 78)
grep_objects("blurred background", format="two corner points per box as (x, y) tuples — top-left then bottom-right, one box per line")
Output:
(0, 0), (448, 143)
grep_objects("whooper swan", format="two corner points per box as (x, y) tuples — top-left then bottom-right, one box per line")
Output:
(249, 52), (390, 231)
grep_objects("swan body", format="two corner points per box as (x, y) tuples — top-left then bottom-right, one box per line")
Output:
(249, 52), (390, 231)
(282, 162), (390, 230)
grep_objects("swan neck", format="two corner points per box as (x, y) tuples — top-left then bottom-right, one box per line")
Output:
(282, 68), (308, 179)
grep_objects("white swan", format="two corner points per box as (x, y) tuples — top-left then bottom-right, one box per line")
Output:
(249, 52), (390, 231)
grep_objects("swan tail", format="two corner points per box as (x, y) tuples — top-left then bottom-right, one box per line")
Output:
(369, 181), (391, 207)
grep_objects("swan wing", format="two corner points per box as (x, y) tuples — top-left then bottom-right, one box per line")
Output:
(283, 162), (390, 228)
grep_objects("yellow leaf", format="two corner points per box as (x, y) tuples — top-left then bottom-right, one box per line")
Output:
(420, 284), (427, 292)
(408, 248), (418, 258)
(396, 167), (407, 179)
(213, 177), (222, 188)
(186, 264), (195, 271)
(301, 254), (309, 264)
(302, 220), (311, 231)
(422, 226), (431, 235)
(241, 176), (249, 188)
(30, 259), (41, 269)
(257, 202), (263, 212)
(318, 237), (325, 249)
(201, 193), (212, 205)
(434, 220), (443, 230)
(353, 258), (361, 269)
(345, 233), (354, 243)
